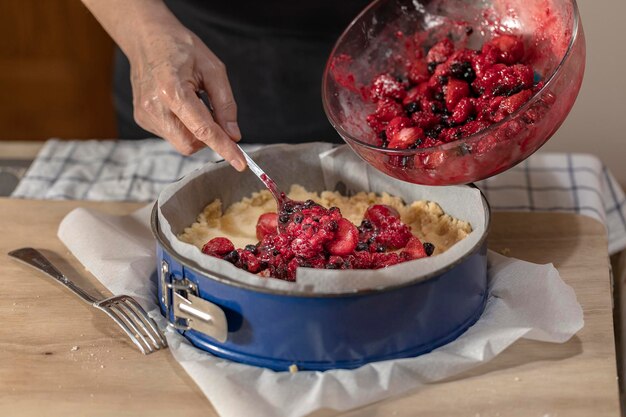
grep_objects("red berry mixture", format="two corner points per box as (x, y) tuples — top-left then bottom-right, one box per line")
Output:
(202, 201), (434, 281)
(366, 34), (540, 149)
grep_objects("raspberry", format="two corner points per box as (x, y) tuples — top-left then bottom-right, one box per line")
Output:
(426, 38), (454, 65)
(370, 73), (407, 101)
(374, 98), (405, 122)
(411, 111), (441, 130)
(407, 60), (430, 84)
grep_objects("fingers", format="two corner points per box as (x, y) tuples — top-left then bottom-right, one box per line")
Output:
(158, 81), (246, 171)
(198, 58), (241, 141)
(134, 97), (205, 155)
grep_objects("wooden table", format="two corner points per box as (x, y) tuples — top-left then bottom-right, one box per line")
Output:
(0, 198), (620, 417)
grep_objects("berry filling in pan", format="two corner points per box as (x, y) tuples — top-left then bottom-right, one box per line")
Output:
(178, 185), (472, 281)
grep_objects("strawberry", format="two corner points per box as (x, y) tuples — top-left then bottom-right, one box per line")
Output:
(401, 236), (428, 259)
(385, 116), (413, 141)
(445, 78), (470, 111)
(364, 204), (400, 226)
(325, 218), (358, 256)
(256, 212), (278, 240)
(495, 89), (533, 121)
(489, 34), (525, 65)
(402, 83), (432, 106)
(460, 120), (490, 137)
(420, 149), (448, 170)
(202, 237), (235, 257)
(388, 127), (423, 149)
(450, 97), (475, 125)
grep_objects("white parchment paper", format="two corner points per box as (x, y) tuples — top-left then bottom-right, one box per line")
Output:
(57, 144), (584, 417)
(157, 143), (487, 293)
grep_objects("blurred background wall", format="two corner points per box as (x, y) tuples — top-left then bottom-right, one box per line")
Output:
(542, 0), (626, 186)
(0, 0), (116, 140)
(0, 0), (623, 185)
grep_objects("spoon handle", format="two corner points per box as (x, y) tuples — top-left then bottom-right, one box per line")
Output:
(236, 144), (284, 203)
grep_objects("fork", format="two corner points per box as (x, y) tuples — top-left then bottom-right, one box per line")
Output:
(8, 247), (167, 355)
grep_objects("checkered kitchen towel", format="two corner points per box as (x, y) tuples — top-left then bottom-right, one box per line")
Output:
(11, 139), (626, 255)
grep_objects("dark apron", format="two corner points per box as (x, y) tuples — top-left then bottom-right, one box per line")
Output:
(114, 0), (370, 144)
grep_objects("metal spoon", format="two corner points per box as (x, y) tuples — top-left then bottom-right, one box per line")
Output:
(195, 90), (298, 223)
(236, 144), (289, 207)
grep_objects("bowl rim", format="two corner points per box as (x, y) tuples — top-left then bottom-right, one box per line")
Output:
(151, 184), (491, 298)
(321, 0), (582, 155)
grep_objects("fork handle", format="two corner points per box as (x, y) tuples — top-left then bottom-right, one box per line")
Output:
(9, 247), (97, 304)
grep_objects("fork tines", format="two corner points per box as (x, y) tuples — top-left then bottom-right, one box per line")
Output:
(95, 295), (167, 355)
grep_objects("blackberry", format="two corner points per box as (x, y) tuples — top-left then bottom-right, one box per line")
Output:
(282, 202), (295, 213)
(272, 249), (280, 256)
(293, 214), (303, 224)
(423, 242), (435, 256)
(425, 125), (443, 138)
(356, 242), (369, 251)
(504, 84), (524, 97)
(223, 250), (240, 264)
(375, 244), (386, 253)
(327, 220), (338, 231)
(405, 102), (419, 114)
(279, 213), (290, 223)
(437, 75), (449, 85)
(427, 62), (437, 74)
(303, 199), (316, 208)
(431, 102), (446, 114)
(360, 219), (373, 230)
(245, 244), (258, 253)
(449, 61), (475, 83)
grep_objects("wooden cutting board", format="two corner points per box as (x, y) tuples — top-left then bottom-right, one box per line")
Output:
(0, 198), (619, 417)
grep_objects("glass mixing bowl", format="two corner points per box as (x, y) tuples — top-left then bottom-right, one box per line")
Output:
(322, 0), (585, 185)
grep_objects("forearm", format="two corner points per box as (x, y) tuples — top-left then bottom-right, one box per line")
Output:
(81, 0), (183, 58)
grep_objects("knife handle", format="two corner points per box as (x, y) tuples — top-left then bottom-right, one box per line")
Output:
(9, 247), (96, 304)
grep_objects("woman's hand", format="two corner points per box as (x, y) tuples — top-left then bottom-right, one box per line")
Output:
(81, 0), (246, 171)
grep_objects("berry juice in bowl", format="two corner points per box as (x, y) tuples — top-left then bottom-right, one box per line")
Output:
(322, 0), (585, 186)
